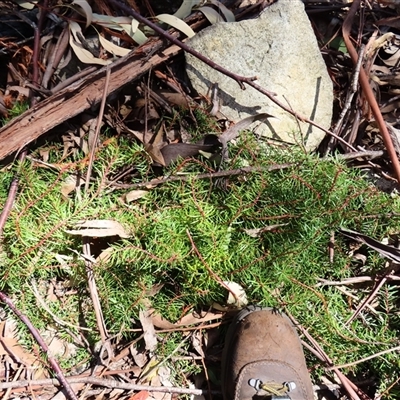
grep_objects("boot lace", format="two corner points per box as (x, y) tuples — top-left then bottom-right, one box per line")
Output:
(248, 378), (296, 398)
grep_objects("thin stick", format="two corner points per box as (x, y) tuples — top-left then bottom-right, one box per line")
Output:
(327, 345), (400, 371)
(325, 45), (366, 154)
(83, 240), (109, 344)
(0, 177), (19, 237)
(82, 68), (112, 346)
(109, 163), (295, 189)
(85, 66), (111, 192)
(0, 292), (78, 400)
(108, 149), (377, 190)
(0, 376), (220, 395)
(345, 265), (396, 326)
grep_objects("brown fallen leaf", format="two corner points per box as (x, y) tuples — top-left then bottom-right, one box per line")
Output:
(65, 219), (130, 238)
(243, 223), (288, 237)
(339, 228), (400, 263)
(160, 142), (220, 166)
(128, 391), (150, 400)
(139, 309), (158, 351)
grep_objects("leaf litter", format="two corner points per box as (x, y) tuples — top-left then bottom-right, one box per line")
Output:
(1, 0), (400, 399)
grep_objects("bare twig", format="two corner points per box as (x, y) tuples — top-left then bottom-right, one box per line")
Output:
(338, 150), (384, 160)
(85, 66), (111, 192)
(327, 345), (400, 370)
(79, 67), (113, 356)
(49, 66), (98, 94)
(325, 45), (366, 154)
(29, 279), (92, 333)
(345, 264), (397, 326)
(42, 25), (70, 89)
(0, 376), (220, 396)
(108, 163), (295, 189)
(83, 242), (109, 345)
(316, 275), (400, 286)
(0, 177), (19, 237)
(0, 292), (78, 400)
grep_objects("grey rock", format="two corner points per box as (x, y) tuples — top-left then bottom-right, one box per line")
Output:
(185, 0), (332, 150)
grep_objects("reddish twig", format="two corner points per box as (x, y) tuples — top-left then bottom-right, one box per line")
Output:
(84, 66), (111, 192)
(107, 0), (357, 152)
(0, 292), (78, 400)
(342, 0), (400, 183)
(0, 177), (19, 237)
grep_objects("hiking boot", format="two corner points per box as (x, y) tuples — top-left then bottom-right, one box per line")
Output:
(221, 306), (314, 400)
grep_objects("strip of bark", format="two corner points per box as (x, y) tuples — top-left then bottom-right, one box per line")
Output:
(0, 43), (180, 161)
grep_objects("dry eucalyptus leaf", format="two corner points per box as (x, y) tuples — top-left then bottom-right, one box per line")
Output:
(130, 345), (149, 368)
(244, 223), (288, 238)
(60, 174), (85, 198)
(72, 0), (93, 28)
(69, 21), (111, 65)
(208, 0), (235, 22)
(149, 375), (172, 400)
(158, 365), (173, 387)
(125, 190), (148, 203)
(99, 35), (131, 57)
(92, 13), (133, 29)
(156, 14), (195, 38)
(127, 391), (150, 400)
(95, 247), (114, 263)
(150, 311), (177, 330)
(39, 148), (50, 163)
(139, 309), (158, 351)
(12, 0), (38, 9)
(65, 219), (130, 238)
(174, 0), (201, 19)
(213, 281), (248, 310)
(198, 6), (225, 24)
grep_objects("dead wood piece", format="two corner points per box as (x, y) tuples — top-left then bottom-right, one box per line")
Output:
(0, 44), (181, 161)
